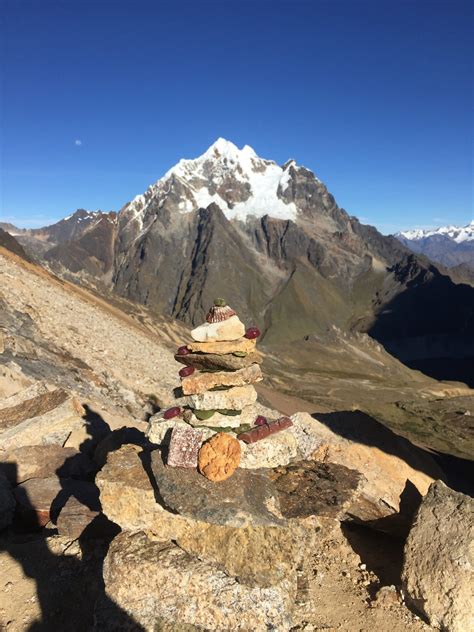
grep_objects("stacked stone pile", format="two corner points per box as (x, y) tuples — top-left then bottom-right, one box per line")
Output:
(147, 298), (297, 481)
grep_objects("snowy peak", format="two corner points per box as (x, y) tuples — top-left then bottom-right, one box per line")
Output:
(125, 138), (302, 222)
(398, 220), (474, 244)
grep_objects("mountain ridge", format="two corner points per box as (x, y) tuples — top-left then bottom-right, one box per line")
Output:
(5, 139), (474, 385)
(395, 220), (474, 285)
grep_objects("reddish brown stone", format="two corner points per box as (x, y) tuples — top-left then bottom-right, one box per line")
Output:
(237, 417), (293, 444)
(167, 426), (203, 468)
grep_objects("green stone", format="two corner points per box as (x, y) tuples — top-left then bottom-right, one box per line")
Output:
(213, 298), (226, 307)
(232, 351), (247, 357)
(193, 409), (216, 421)
(192, 423), (252, 434)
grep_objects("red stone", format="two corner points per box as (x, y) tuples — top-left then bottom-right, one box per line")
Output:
(255, 415), (267, 426)
(237, 416), (293, 444)
(179, 366), (195, 378)
(177, 345), (190, 355)
(163, 407), (182, 420)
(244, 327), (261, 340)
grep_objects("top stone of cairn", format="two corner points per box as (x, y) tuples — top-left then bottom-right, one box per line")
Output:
(191, 299), (245, 342)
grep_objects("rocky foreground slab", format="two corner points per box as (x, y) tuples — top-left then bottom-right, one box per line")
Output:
(402, 481), (474, 632)
(96, 443), (364, 628)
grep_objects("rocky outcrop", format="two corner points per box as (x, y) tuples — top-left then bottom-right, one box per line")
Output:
(96, 531), (295, 632)
(402, 480), (474, 632)
(150, 448), (283, 528)
(97, 444), (363, 590)
(14, 477), (99, 529)
(291, 412), (445, 533)
(269, 460), (365, 520)
(0, 444), (95, 484)
(0, 387), (86, 451)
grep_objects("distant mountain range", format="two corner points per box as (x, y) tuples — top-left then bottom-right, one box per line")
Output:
(398, 222), (474, 244)
(2, 139), (474, 385)
(396, 222), (474, 285)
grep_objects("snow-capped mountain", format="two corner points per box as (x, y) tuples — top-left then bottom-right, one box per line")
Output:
(397, 221), (474, 244)
(124, 138), (301, 224)
(6, 138), (474, 386)
(396, 221), (474, 273)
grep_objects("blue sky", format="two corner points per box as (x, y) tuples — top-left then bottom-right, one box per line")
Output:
(1, 0), (472, 233)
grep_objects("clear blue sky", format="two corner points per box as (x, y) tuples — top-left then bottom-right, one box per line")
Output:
(1, 0), (472, 233)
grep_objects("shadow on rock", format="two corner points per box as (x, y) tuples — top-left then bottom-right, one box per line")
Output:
(0, 404), (148, 631)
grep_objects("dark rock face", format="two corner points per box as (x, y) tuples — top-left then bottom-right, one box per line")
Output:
(150, 449), (284, 527)
(269, 460), (364, 520)
(13, 477), (99, 528)
(113, 203), (279, 326)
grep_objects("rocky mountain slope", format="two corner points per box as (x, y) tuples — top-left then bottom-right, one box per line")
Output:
(0, 229), (31, 262)
(1, 211), (117, 286)
(111, 141), (474, 361)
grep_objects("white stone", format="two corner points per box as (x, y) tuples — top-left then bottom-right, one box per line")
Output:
(239, 429), (298, 469)
(191, 315), (245, 342)
(182, 384), (257, 411)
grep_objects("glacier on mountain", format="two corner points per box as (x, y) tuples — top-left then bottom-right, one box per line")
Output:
(124, 138), (301, 222)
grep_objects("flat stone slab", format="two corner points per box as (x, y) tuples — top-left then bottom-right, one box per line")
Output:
(150, 449), (284, 528)
(187, 337), (256, 355)
(14, 477), (100, 528)
(175, 350), (263, 372)
(0, 445), (95, 484)
(269, 460), (364, 520)
(182, 384), (257, 411)
(181, 364), (263, 395)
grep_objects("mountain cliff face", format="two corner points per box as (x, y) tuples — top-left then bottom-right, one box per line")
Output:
(9, 139), (474, 385)
(113, 140), (386, 334)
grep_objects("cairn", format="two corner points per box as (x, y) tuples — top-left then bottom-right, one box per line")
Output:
(149, 298), (293, 481)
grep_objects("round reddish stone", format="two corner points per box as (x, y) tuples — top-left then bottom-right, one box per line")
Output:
(245, 327), (261, 340)
(177, 345), (190, 355)
(163, 407), (181, 420)
(179, 366), (195, 378)
(255, 415), (267, 426)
